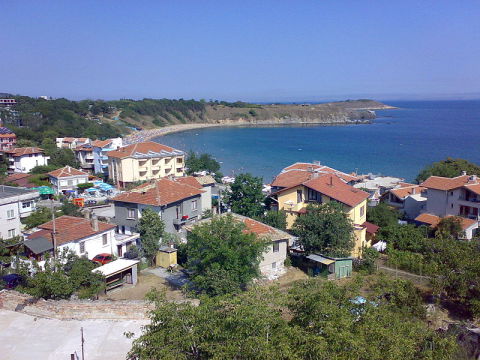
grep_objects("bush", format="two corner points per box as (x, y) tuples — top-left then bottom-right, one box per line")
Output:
(124, 245), (140, 259)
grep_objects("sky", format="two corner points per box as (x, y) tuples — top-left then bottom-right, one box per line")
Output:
(1, 1), (480, 102)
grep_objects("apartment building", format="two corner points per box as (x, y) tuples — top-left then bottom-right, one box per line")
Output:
(0, 186), (40, 239)
(92, 138), (123, 176)
(270, 162), (370, 257)
(384, 183), (427, 220)
(112, 177), (206, 235)
(107, 141), (185, 188)
(0, 127), (16, 151)
(5, 147), (50, 173)
(73, 144), (95, 173)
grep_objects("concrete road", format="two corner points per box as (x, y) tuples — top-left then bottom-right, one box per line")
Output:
(0, 309), (147, 360)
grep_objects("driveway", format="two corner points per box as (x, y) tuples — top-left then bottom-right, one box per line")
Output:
(0, 309), (147, 360)
(144, 267), (190, 288)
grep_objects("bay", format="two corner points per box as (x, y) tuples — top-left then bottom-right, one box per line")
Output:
(154, 101), (480, 183)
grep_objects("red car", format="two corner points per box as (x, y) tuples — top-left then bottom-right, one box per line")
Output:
(92, 253), (113, 265)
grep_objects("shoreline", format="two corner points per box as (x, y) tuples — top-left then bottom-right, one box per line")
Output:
(123, 119), (374, 144)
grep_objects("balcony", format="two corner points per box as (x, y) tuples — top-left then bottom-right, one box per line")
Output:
(173, 215), (189, 225)
(114, 232), (140, 245)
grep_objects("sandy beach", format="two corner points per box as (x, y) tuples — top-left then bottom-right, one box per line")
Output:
(123, 123), (224, 145)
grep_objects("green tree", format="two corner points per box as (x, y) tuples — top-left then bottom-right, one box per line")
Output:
(378, 224), (427, 252)
(435, 216), (464, 240)
(23, 207), (53, 229)
(293, 202), (355, 257)
(60, 202), (82, 217)
(367, 202), (400, 227)
(225, 173), (264, 218)
(256, 210), (287, 230)
(16, 139), (37, 147)
(416, 157), (480, 183)
(128, 277), (457, 360)
(137, 208), (165, 265)
(64, 256), (105, 299)
(185, 151), (223, 180)
(186, 214), (268, 295)
(47, 148), (78, 168)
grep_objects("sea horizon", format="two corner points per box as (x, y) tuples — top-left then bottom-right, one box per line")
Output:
(155, 100), (480, 183)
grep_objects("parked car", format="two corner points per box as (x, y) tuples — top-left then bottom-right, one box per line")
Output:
(1, 274), (23, 289)
(92, 253), (113, 265)
(85, 200), (97, 206)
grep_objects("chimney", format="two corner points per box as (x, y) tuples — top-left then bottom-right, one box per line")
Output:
(312, 171), (319, 179)
(329, 175), (333, 186)
(84, 209), (91, 219)
(91, 216), (99, 231)
(412, 187), (416, 195)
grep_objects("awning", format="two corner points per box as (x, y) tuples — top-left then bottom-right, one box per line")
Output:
(33, 186), (54, 195)
(306, 254), (335, 265)
(24, 237), (53, 254)
(362, 221), (379, 234)
(93, 259), (139, 277)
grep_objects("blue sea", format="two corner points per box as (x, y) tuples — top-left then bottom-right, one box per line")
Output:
(154, 101), (480, 183)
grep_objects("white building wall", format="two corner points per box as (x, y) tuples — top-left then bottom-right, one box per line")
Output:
(12, 154), (49, 173)
(200, 185), (213, 214)
(0, 203), (21, 239)
(58, 229), (116, 260)
(403, 196), (427, 220)
(259, 239), (288, 278)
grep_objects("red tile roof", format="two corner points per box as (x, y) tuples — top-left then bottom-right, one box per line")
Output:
(107, 141), (182, 159)
(112, 178), (204, 206)
(420, 175), (471, 191)
(414, 213), (477, 230)
(362, 221), (379, 234)
(4, 173), (34, 188)
(30, 216), (116, 246)
(74, 144), (93, 152)
(176, 176), (202, 189)
(48, 166), (89, 178)
(91, 139), (113, 148)
(464, 183), (480, 196)
(390, 185), (426, 200)
(5, 147), (44, 157)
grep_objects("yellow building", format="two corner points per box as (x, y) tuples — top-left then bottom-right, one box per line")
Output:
(107, 141), (185, 188)
(271, 162), (370, 258)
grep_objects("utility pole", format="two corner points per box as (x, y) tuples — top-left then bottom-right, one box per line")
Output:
(81, 327), (85, 360)
(50, 198), (57, 270)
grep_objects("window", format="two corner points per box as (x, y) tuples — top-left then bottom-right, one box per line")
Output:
(102, 234), (108, 246)
(127, 208), (135, 219)
(177, 158), (183, 163)
(79, 241), (85, 254)
(296, 189), (303, 203)
(22, 201), (31, 209)
(307, 188), (321, 202)
(450, 191), (454, 196)
(272, 262), (277, 269)
(67, 180), (73, 186)
(360, 206), (365, 217)
(192, 200), (198, 211)
(451, 203), (454, 208)
(7, 229), (16, 238)
(6, 209), (14, 219)
(273, 242), (280, 253)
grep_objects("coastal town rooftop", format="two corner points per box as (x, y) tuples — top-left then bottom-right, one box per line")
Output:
(106, 141), (184, 159)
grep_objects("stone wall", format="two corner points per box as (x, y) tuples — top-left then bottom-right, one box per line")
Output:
(0, 290), (152, 320)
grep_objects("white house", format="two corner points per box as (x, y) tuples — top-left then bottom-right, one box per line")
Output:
(385, 183), (427, 220)
(0, 186), (40, 239)
(24, 215), (139, 260)
(5, 147), (50, 173)
(56, 137), (91, 150)
(73, 144), (95, 173)
(194, 175), (216, 213)
(421, 173), (480, 220)
(48, 166), (89, 195)
(414, 213), (479, 240)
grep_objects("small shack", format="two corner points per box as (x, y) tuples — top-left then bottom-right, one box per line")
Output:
(93, 258), (139, 292)
(156, 246), (177, 268)
(305, 254), (353, 280)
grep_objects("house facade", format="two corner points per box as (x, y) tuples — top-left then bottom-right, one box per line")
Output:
(185, 213), (294, 279)
(5, 147), (50, 173)
(107, 141), (185, 188)
(48, 166), (89, 195)
(74, 144), (95, 173)
(414, 213), (478, 240)
(112, 177), (206, 235)
(385, 183), (427, 220)
(270, 162), (370, 258)
(0, 127), (16, 151)
(0, 186), (40, 239)
(25, 215), (139, 260)
(92, 138), (123, 176)
(56, 137), (90, 150)
(421, 174), (480, 220)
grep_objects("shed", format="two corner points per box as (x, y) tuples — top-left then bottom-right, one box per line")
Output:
(305, 254), (353, 280)
(156, 246), (178, 268)
(93, 259), (139, 291)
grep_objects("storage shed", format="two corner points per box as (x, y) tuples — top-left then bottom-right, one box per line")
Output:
(93, 258), (139, 291)
(156, 246), (178, 268)
(305, 254), (353, 280)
